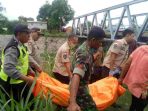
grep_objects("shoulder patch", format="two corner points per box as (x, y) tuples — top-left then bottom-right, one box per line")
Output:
(63, 54), (67, 59)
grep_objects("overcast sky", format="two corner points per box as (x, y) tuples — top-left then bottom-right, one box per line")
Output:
(0, 0), (148, 26)
(0, 0), (132, 20)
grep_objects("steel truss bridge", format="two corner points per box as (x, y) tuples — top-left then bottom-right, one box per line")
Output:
(72, 0), (148, 43)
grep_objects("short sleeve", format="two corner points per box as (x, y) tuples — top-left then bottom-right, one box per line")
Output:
(73, 49), (87, 78)
(110, 42), (121, 54)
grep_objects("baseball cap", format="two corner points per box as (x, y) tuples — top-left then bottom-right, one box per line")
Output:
(31, 27), (44, 36)
(14, 24), (30, 34)
(88, 26), (106, 40)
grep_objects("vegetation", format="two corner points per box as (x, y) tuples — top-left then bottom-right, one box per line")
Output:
(0, 82), (57, 111)
(0, 0), (74, 34)
(37, 0), (74, 31)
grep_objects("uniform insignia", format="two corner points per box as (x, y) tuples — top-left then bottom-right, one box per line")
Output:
(63, 54), (67, 59)
(113, 44), (118, 49)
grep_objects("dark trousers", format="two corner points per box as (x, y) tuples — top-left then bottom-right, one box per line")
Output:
(90, 66), (102, 83)
(101, 66), (110, 79)
(0, 78), (34, 102)
(101, 66), (120, 79)
(130, 95), (148, 111)
(53, 72), (70, 84)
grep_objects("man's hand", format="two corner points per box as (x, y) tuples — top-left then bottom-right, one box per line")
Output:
(109, 67), (121, 76)
(28, 69), (35, 77)
(69, 72), (73, 79)
(67, 102), (81, 111)
(36, 67), (42, 73)
(19, 75), (34, 86)
(118, 78), (123, 85)
(93, 50), (102, 60)
(26, 76), (34, 86)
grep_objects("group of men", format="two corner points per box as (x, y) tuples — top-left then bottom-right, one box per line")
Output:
(0, 23), (148, 111)
(53, 26), (148, 111)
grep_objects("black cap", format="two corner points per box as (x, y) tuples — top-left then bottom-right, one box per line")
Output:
(14, 24), (30, 35)
(31, 27), (44, 36)
(88, 26), (105, 40)
(31, 27), (40, 32)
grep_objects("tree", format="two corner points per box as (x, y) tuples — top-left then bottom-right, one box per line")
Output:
(7, 20), (21, 34)
(50, 0), (74, 30)
(37, 0), (74, 31)
(18, 16), (27, 23)
(0, 2), (5, 12)
(0, 14), (8, 34)
(0, 3), (8, 34)
(37, 1), (52, 21)
(27, 17), (34, 21)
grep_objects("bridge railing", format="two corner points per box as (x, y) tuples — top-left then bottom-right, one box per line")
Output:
(72, 0), (148, 42)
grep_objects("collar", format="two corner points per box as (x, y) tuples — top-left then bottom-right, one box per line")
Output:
(122, 38), (128, 45)
(29, 36), (34, 42)
(13, 36), (23, 46)
(66, 41), (70, 50)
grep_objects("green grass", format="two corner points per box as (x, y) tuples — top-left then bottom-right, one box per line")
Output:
(106, 88), (148, 111)
(40, 52), (56, 76)
(44, 31), (67, 38)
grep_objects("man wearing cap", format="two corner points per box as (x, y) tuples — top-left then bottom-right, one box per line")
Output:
(67, 26), (105, 111)
(26, 28), (43, 75)
(0, 24), (37, 102)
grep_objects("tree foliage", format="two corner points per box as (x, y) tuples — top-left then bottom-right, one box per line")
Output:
(37, 0), (74, 31)
(0, 3), (8, 34)
(37, 1), (52, 21)
(0, 2), (6, 12)
(18, 16), (34, 23)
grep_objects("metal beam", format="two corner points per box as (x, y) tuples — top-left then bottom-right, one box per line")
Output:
(137, 14), (148, 40)
(76, 18), (81, 36)
(125, 6), (133, 28)
(133, 16), (139, 35)
(77, 18), (80, 30)
(74, 0), (148, 19)
(101, 12), (107, 29)
(72, 19), (76, 34)
(83, 16), (89, 35)
(92, 14), (95, 27)
(94, 14), (99, 26)
(106, 13), (148, 21)
(114, 7), (126, 38)
(107, 11), (114, 39)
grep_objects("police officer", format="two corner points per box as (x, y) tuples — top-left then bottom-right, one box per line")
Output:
(0, 24), (37, 102)
(26, 28), (43, 75)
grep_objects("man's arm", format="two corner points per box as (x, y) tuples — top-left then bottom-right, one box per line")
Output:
(26, 41), (42, 73)
(69, 74), (80, 103)
(119, 57), (132, 81)
(109, 42), (121, 72)
(110, 52), (118, 70)
(29, 56), (42, 73)
(68, 49), (86, 111)
(68, 74), (81, 111)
